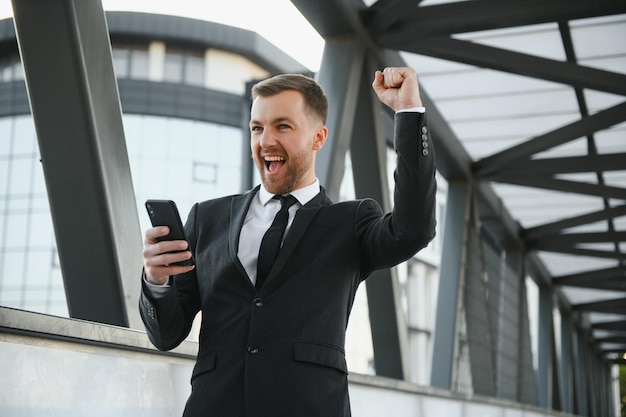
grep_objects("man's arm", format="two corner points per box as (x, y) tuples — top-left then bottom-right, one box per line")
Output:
(357, 67), (437, 273)
(139, 209), (200, 350)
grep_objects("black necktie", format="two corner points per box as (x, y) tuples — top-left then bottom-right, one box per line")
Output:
(256, 195), (298, 290)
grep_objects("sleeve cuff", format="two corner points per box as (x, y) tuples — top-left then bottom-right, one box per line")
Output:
(142, 270), (172, 297)
(396, 106), (425, 114)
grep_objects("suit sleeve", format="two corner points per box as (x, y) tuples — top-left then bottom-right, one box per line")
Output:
(139, 203), (202, 351)
(357, 111), (437, 274)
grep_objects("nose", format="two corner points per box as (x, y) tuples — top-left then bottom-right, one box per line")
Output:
(259, 130), (277, 148)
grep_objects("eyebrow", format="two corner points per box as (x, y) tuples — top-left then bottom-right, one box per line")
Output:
(249, 117), (296, 126)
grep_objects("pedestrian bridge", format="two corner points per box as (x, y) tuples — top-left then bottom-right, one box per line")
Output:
(1, 0), (623, 416)
(1, 307), (581, 417)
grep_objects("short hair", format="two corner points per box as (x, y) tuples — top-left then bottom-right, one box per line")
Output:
(251, 74), (328, 124)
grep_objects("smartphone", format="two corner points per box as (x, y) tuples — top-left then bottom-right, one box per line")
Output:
(145, 199), (194, 266)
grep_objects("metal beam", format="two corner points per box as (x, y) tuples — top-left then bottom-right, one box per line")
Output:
(592, 320), (626, 331)
(365, 0), (423, 33)
(537, 246), (626, 260)
(595, 336), (626, 344)
(573, 298), (626, 314)
(534, 231), (626, 247)
(376, 36), (626, 97)
(474, 101), (626, 175)
(492, 177), (626, 199)
(481, 153), (626, 179)
(291, 0), (368, 37)
(602, 346), (626, 353)
(377, 0), (626, 36)
(553, 266), (626, 291)
(11, 0), (143, 327)
(523, 205), (626, 240)
(554, 279), (626, 292)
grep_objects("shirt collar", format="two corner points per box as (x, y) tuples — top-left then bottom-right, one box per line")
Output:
(259, 179), (321, 207)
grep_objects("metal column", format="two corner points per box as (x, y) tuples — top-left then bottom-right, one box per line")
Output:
(11, 0), (142, 327)
(537, 286), (554, 408)
(315, 36), (365, 203)
(559, 309), (574, 412)
(350, 56), (409, 380)
(575, 328), (590, 415)
(430, 181), (469, 389)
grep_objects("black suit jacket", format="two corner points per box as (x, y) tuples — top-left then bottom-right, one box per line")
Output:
(140, 112), (437, 417)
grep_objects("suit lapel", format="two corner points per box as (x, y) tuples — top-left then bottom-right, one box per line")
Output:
(229, 186), (259, 283)
(260, 188), (332, 294)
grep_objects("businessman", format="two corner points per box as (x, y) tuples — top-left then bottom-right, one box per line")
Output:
(140, 67), (437, 416)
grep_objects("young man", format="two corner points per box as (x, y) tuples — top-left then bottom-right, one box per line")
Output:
(140, 67), (436, 416)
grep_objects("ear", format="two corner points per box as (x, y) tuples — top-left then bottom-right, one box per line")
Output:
(312, 125), (328, 151)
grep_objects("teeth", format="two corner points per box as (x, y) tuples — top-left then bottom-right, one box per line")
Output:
(264, 156), (285, 161)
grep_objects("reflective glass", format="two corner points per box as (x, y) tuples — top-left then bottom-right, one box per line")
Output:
(0, 114), (244, 317)
(185, 54), (205, 86)
(0, 118), (11, 156)
(164, 51), (184, 83)
(112, 47), (129, 78)
(129, 48), (149, 80)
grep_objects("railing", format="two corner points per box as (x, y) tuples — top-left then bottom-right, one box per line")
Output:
(0, 307), (578, 417)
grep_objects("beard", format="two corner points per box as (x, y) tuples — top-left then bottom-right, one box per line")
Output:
(254, 148), (313, 195)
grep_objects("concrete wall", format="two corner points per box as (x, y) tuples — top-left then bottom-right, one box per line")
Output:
(0, 307), (579, 417)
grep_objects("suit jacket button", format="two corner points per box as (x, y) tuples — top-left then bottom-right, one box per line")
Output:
(423, 149), (429, 156)
(421, 125), (428, 134)
(253, 298), (264, 307)
(247, 346), (259, 355)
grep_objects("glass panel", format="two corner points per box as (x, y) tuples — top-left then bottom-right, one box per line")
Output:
(0, 114), (245, 319)
(111, 47), (129, 78)
(1, 61), (11, 81)
(192, 162), (217, 184)
(0, 115), (65, 316)
(129, 47), (149, 80)
(0, 118), (11, 156)
(163, 50), (184, 83)
(125, 115), (243, 236)
(184, 54), (204, 87)
(12, 60), (24, 80)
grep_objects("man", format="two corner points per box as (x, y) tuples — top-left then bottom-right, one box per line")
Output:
(140, 67), (436, 416)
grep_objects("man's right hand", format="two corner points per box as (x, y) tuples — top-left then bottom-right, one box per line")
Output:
(143, 226), (195, 285)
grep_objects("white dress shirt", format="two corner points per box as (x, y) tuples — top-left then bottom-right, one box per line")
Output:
(239, 180), (320, 285)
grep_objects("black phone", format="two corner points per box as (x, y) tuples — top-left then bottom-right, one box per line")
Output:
(145, 199), (194, 266)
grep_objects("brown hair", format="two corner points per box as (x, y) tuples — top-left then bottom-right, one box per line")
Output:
(251, 74), (328, 124)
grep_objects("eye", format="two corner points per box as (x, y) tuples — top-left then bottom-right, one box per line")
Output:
(278, 124), (291, 130)
(250, 125), (262, 133)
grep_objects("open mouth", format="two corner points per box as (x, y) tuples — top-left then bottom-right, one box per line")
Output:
(264, 155), (286, 174)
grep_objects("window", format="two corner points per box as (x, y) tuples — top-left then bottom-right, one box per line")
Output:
(193, 162), (218, 184)
(111, 44), (149, 80)
(164, 48), (205, 86)
(129, 47), (149, 80)
(0, 55), (23, 82)
(163, 50), (184, 83)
